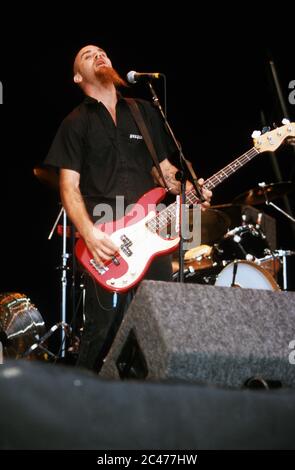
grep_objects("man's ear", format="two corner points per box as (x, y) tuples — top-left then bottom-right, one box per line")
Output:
(73, 73), (82, 84)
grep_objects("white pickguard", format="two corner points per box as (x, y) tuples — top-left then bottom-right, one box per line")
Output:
(106, 211), (179, 289)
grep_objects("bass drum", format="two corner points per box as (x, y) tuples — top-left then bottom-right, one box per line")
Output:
(0, 292), (46, 359)
(214, 260), (280, 291)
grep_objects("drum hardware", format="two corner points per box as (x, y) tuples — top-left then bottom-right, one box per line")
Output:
(213, 223), (271, 266)
(172, 244), (217, 279)
(173, 191), (294, 290)
(34, 166), (71, 358)
(231, 260), (238, 287)
(48, 207), (71, 358)
(256, 181), (295, 226)
(172, 259), (221, 285)
(0, 293), (46, 361)
(232, 180), (295, 285)
(257, 182), (295, 290)
(254, 250), (282, 279)
(172, 265), (195, 281)
(22, 322), (66, 359)
(34, 166), (82, 359)
(270, 249), (295, 291)
(21, 321), (79, 361)
(173, 221), (294, 290)
(216, 182), (295, 289)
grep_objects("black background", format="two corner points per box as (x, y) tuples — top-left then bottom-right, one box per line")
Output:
(0, 9), (294, 331)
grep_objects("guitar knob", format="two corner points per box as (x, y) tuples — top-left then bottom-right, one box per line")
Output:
(282, 118), (290, 125)
(251, 130), (261, 138)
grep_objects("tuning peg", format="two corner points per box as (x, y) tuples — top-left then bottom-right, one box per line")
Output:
(251, 130), (261, 138)
(282, 118), (290, 125)
(262, 126), (271, 134)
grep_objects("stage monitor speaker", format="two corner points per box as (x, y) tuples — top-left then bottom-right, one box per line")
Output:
(100, 281), (295, 388)
(1, 360), (295, 449)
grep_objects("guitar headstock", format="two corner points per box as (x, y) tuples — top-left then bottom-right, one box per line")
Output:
(252, 120), (295, 153)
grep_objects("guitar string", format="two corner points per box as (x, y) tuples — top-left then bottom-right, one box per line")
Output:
(100, 148), (260, 267)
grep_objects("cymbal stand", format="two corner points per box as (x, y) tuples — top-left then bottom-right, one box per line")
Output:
(259, 182), (295, 223)
(48, 206), (70, 358)
(259, 182), (295, 290)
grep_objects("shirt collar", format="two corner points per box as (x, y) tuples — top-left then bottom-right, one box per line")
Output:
(84, 91), (124, 106)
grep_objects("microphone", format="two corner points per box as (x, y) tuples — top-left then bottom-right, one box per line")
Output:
(126, 70), (161, 84)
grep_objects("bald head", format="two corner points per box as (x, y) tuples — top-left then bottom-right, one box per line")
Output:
(73, 45), (126, 90)
(73, 45), (108, 75)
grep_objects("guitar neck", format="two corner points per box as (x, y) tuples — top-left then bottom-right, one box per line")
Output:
(180, 146), (260, 206)
(203, 146), (259, 191)
(147, 146), (260, 233)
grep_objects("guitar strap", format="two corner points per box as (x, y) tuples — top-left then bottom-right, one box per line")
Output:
(125, 97), (170, 192)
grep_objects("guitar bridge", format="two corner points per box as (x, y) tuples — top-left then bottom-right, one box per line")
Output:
(90, 259), (109, 275)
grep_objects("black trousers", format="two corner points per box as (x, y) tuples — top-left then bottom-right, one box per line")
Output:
(76, 255), (172, 372)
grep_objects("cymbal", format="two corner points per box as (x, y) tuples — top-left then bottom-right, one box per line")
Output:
(198, 208), (231, 244)
(33, 166), (59, 191)
(233, 181), (295, 206)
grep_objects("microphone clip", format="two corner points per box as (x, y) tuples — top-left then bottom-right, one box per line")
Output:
(126, 71), (162, 84)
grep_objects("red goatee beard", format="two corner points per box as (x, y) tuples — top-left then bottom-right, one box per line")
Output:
(95, 66), (127, 88)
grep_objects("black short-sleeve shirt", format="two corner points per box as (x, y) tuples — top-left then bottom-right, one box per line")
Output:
(44, 95), (175, 219)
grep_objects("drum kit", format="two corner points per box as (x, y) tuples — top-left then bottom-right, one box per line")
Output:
(2, 168), (293, 363)
(0, 292), (46, 361)
(0, 290), (75, 363)
(34, 166), (295, 294)
(32, 168), (295, 293)
(0, 167), (77, 363)
(173, 181), (295, 291)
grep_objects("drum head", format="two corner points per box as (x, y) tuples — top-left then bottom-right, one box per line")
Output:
(214, 260), (280, 291)
(0, 292), (46, 359)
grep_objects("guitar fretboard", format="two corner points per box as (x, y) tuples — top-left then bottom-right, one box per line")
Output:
(147, 146), (260, 233)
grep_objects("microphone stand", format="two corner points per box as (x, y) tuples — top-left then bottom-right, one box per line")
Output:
(147, 81), (205, 282)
